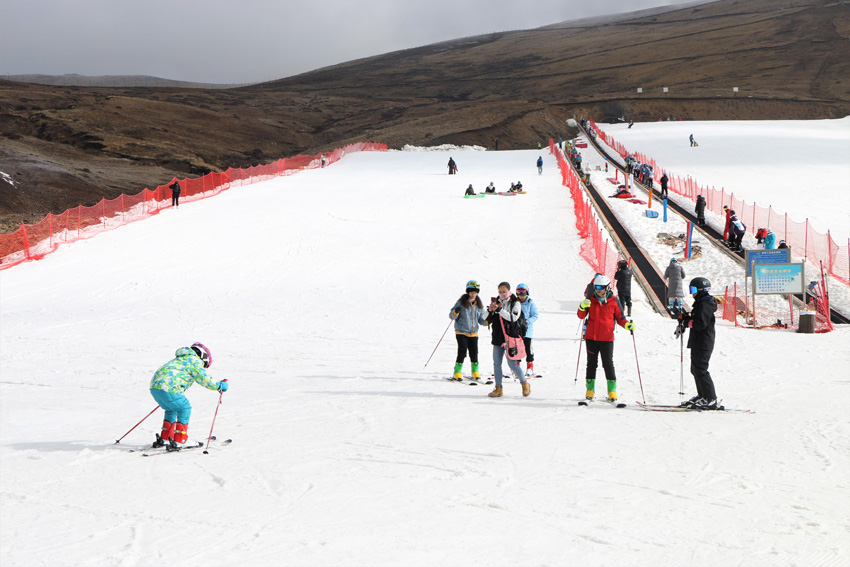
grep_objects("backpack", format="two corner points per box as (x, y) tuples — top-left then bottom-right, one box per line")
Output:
(507, 298), (528, 338)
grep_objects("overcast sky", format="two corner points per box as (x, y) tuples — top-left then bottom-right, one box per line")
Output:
(1, 0), (702, 84)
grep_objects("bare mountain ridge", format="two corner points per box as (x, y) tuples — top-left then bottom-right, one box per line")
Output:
(0, 0), (848, 233)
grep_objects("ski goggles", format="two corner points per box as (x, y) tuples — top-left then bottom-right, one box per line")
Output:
(594, 284), (608, 290)
(689, 285), (701, 294)
(516, 288), (528, 295)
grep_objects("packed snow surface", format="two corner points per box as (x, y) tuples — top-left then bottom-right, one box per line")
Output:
(603, 117), (850, 241)
(1, 148), (848, 567)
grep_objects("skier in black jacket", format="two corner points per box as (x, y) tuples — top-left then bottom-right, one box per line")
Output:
(660, 172), (669, 199)
(695, 195), (707, 226)
(614, 260), (633, 316)
(169, 180), (181, 208)
(678, 277), (720, 410)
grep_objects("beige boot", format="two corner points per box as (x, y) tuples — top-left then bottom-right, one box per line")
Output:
(488, 385), (503, 398)
(522, 381), (531, 397)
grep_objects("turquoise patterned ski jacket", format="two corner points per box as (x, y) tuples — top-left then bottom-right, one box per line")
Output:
(150, 347), (220, 394)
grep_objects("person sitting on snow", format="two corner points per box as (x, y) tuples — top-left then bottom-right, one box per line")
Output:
(485, 182), (497, 194)
(465, 184), (476, 196)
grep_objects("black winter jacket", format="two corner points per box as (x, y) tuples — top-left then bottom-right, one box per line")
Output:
(614, 267), (632, 296)
(687, 291), (717, 351)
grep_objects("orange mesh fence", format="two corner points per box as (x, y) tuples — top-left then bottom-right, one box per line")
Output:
(0, 142), (387, 270)
(550, 139), (620, 280)
(591, 121), (849, 286)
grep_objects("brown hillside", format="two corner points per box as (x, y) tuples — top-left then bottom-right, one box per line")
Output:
(0, 0), (848, 233)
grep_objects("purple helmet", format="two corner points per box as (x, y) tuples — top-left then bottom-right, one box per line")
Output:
(191, 342), (212, 368)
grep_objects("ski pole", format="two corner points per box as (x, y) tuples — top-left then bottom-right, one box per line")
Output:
(630, 325), (645, 404)
(115, 405), (159, 444)
(204, 380), (227, 455)
(574, 324), (584, 385)
(679, 328), (685, 399)
(424, 314), (457, 369)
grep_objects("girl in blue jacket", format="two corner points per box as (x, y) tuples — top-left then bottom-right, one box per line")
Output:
(516, 283), (539, 376)
(449, 280), (488, 380)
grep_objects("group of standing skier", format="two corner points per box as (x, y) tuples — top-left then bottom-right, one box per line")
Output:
(449, 280), (538, 398)
(448, 259), (720, 409)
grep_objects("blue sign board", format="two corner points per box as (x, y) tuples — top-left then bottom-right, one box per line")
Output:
(753, 263), (804, 295)
(745, 248), (792, 276)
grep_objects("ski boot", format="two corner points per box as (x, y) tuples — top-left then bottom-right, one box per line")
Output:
(585, 379), (595, 401)
(608, 391), (618, 403)
(607, 380), (617, 402)
(154, 420), (175, 448)
(453, 362), (463, 381)
(585, 390), (594, 401)
(694, 398), (719, 411)
(471, 362), (481, 380)
(174, 422), (189, 444)
(525, 361), (534, 377)
(488, 385), (503, 398)
(680, 395), (700, 408)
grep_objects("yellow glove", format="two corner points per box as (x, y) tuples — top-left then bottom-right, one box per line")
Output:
(624, 321), (636, 331)
(579, 298), (591, 311)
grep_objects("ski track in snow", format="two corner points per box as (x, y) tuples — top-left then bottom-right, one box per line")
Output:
(1, 146), (848, 567)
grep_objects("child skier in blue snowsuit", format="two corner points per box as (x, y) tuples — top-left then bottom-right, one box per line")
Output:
(149, 342), (228, 450)
(516, 283), (539, 376)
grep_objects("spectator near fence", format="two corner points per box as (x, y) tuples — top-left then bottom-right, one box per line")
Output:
(169, 180), (181, 208)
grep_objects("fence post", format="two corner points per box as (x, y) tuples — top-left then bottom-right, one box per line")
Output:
(101, 199), (106, 227)
(804, 218), (809, 262)
(48, 213), (53, 248)
(121, 194), (125, 222)
(77, 205), (82, 237)
(21, 222), (30, 259)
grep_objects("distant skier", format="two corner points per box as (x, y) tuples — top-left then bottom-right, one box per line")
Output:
(448, 157), (458, 175)
(660, 172), (669, 199)
(664, 258), (686, 311)
(557, 137), (563, 149)
(755, 227), (767, 246)
(577, 275), (634, 403)
(169, 180), (181, 208)
(485, 182), (497, 194)
(449, 280), (488, 381)
(689, 134), (696, 147)
(628, 120), (634, 129)
(537, 156), (544, 175)
(485, 282), (529, 398)
(777, 239), (788, 250)
(575, 154), (583, 171)
(722, 206), (732, 242)
(614, 259), (633, 317)
(515, 283), (539, 377)
(465, 184), (476, 196)
(764, 228), (777, 249)
(695, 195), (707, 226)
(729, 214), (747, 251)
(149, 343), (227, 451)
(320, 153), (326, 168)
(676, 277), (720, 410)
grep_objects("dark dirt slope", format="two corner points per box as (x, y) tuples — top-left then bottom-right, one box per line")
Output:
(0, 0), (848, 233)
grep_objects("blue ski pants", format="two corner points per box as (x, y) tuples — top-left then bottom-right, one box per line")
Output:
(150, 389), (192, 424)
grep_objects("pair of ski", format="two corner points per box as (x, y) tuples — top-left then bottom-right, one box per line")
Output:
(446, 377), (493, 386)
(636, 401), (753, 413)
(133, 436), (232, 457)
(578, 398), (627, 409)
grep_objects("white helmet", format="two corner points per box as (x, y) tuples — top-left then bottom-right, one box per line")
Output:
(592, 275), (611, 293)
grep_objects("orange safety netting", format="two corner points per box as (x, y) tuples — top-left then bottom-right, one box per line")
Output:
(550, 139), (620, 281)
(590, 121), (849, 286)
(0, 142), (387, 270)
(719, 281), (833, 332)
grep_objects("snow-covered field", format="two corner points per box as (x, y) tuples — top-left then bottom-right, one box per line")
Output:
(600, 118), (850, 241)
(1, 147), (849, 567)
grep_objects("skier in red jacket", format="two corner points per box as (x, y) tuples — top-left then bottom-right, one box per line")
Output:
(577, 275), (635, 402)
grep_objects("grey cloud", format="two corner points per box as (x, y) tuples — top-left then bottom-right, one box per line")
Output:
(0, 0), (699, 83)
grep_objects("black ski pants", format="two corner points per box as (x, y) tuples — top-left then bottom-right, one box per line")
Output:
(172, 193), (180, 207)
(522, 337), (534, 363)
(455, 334), (479, 364)
(585, 339), (616, 382)
(690, 348), (716, 400)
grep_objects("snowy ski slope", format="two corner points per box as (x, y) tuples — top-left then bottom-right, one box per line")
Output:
(1, 148), (848, 567)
